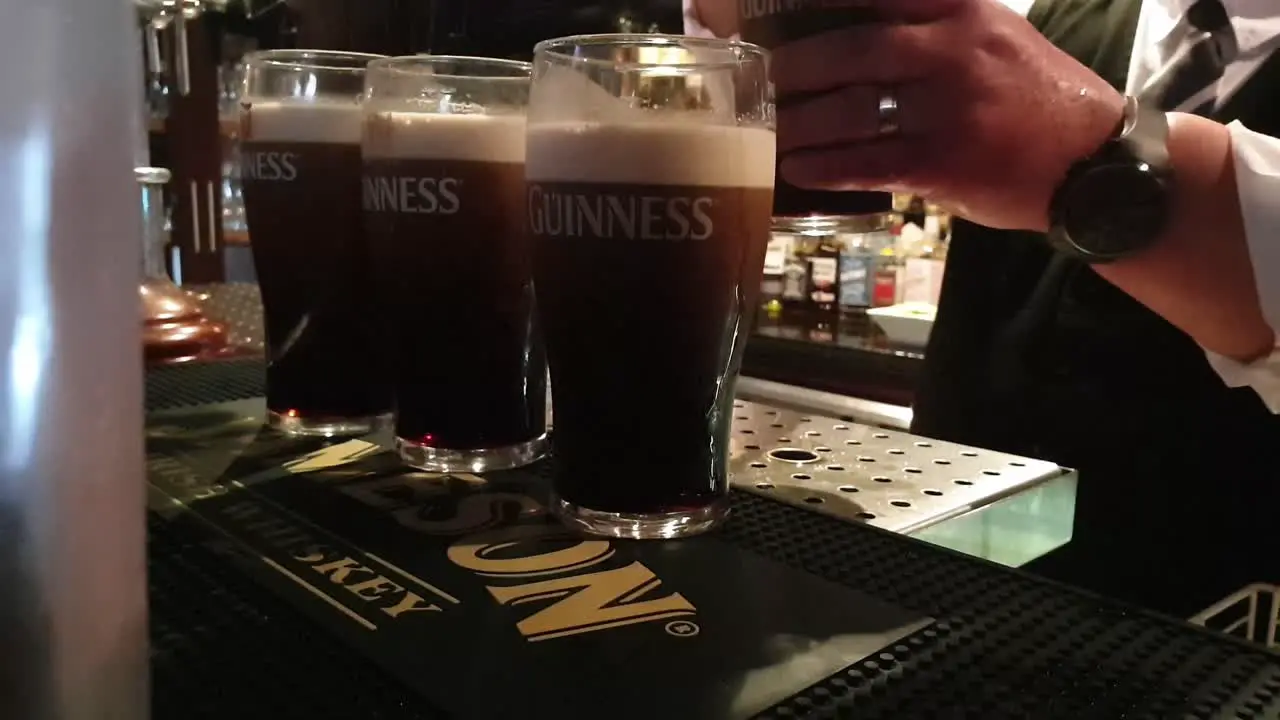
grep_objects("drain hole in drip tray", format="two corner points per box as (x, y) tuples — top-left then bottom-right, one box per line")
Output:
(768, 448), (820, 464)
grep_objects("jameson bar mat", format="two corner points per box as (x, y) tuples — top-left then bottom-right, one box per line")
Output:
(146, 400), (933, 720)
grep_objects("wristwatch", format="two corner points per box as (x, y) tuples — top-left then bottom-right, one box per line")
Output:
(1046, 95), (1173, 263)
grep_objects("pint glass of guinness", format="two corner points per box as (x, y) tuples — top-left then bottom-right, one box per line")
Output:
(362, 56), (548, 472)
(240, 50), (392, 437)
(738, 0), (892, 217)
(528, 35), (775, 539)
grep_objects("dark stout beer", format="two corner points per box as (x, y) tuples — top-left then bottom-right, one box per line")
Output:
(363, 112), (547, 467)
(528, 122), (775, 517)
(240, 100), (391, 433)
(738, 0), (890, 216)
(737, 0), (878, 50)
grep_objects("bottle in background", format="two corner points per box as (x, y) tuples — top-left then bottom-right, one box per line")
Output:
(839, 232), (873, 314)
(807, 225), (841, 339)
(901, 208), (950, 306)
(765, 214), (915, 341)
(838, 214), (893, 320)
(901, 193), (928, 228)
(872, 236), (901, 308)
(777, 222), (812, 317)
(758, 232), (789, 328)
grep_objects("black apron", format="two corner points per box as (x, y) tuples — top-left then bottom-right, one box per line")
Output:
(912, 0), (1280, 618)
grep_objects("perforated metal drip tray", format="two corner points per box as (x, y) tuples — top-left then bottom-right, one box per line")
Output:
(190, 282), (265, 352)
(729, 400), (1072, 534)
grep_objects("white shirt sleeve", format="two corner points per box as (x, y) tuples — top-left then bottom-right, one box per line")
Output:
(994, 0), (1038, 17)
(1202, 122), (1280, 413)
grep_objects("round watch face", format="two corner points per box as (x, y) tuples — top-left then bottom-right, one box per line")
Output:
(1062, 163), (1169, 259)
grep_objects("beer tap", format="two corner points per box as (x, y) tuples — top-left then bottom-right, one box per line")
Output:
(141, 0), (237, 284)
(173, 1), (193, 95)
(140, 4), (170, 119)
(139, 0), (231, 92)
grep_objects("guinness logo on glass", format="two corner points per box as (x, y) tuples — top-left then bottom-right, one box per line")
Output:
(241, 150), (299, 182)
(361, 175), (462, 215)
(527, 184), (715, 242)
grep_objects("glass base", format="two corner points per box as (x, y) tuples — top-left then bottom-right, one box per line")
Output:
(267, 410), (391, 438)
(553, 496), (729, 540)
(397, 433), (549, 473)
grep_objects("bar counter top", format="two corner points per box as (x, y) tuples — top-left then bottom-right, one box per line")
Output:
(744, 312), (925, 408)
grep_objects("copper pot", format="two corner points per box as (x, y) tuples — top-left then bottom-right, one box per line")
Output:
(141, 280), (232, 364)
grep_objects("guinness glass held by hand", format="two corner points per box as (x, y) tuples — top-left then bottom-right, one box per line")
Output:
(362, 56), (548, 473)
(737, 0), (879, 49)
(528, 34), (775, 539)
(240, 50), (393, 437)
(739, 0), (890, 217)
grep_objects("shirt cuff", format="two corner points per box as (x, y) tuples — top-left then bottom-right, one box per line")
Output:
(1205, 349), (1280, 413)
(1202, 121), (1280, 412)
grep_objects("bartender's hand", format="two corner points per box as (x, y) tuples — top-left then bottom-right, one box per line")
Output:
(773, 0), (1125, 232)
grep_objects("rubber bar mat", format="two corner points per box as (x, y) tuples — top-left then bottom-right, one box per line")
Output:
(146, 359), (266, 412)
(721, 496), (1280, 719)
(146, 360), (1280, 718)
(149, 493), (1280, 720)
(149, 513), (445, 719)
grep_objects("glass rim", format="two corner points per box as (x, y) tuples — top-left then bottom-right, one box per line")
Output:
(243, 48), (387, 74)
(532, 33), (767, 69)
(367, 54), (532, 82)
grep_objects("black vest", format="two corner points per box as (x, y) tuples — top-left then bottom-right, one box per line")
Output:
(912, 0), (1280, 610)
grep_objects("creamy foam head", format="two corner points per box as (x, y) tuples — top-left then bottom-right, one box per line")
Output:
(526, 122), (775, 188)
(242, 99), (363, 144)
(362, 112), (526, 162)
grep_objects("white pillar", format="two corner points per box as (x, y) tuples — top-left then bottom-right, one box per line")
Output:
(0, 0), (150, 717)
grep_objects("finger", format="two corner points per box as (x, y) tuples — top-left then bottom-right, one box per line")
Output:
(779, 140), (932, 193)
(776, 83), (933, 155)
(771, 22), (950, 98)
